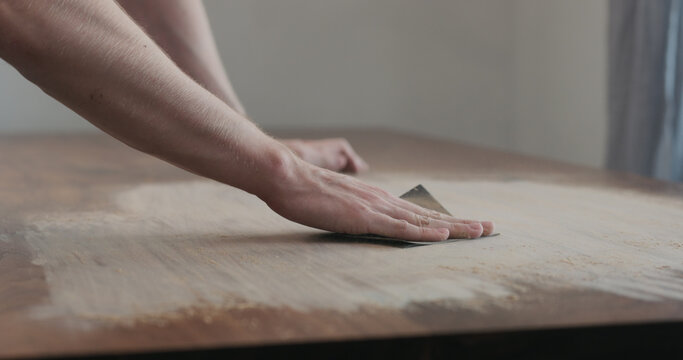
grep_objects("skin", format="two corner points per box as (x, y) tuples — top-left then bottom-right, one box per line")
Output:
(0, 0), (494, 242)
(117, 0), (368, 173)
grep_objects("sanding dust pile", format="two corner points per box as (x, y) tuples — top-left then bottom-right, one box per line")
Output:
(21, 176), (683, 324)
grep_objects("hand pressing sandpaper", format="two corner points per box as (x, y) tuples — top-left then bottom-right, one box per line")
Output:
(343, 184), (500, 245)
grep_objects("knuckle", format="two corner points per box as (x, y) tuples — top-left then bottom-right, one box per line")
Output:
(355, 204), (371, 216)
(377, 188), (391, 197)
(413, 213), (430, 226)
(364, 192), (381, 202)
(396, 219), (410, 232)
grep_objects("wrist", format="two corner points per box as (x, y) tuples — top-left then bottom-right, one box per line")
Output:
(248, 139), (304, 203)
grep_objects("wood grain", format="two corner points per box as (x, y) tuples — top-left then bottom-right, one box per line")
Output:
(1, 129), (683, 359)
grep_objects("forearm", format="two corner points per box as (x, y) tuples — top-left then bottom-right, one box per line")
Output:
(0, 0), (289, 197)
(117, 0), (246, 115)
(116, 0), (372, 174)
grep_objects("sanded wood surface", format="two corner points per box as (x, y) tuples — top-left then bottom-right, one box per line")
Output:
(1, 129), (683, 359)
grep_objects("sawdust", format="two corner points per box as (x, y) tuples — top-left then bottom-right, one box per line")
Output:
(20, 177), (683, 325)
(75, 298), (259, 328)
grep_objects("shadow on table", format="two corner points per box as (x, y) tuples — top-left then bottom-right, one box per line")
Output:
(308, 233), (483, 249)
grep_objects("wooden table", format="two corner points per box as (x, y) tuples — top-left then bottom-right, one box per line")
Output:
(2, 129), (683, 359)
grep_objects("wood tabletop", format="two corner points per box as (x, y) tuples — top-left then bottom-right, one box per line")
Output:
(1, 129), (683, 359)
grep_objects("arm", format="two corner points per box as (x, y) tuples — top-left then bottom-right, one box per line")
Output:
(117, 0), (369, 173)
(0, 0), (277, 196)
(0, 0), (492, 241)
(117, 0), (246, 115)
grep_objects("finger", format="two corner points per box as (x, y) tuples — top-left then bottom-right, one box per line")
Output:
(360, 184), (494, 236)
(340, 153), (361, 173)
(478, 221), (495, 236)
(388, 196), (495, 236)
(339, 141), (369, 173)
(318, 151), (348, 172)
(339, 152), (360, 173)
(365, 211), (449, 242)
(380, 204), (484, 239)
(333, 153), (349, 171)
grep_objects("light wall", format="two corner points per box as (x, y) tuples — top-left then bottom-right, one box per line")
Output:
(512, 0), (607, 168)
(0, 0), (607, 167)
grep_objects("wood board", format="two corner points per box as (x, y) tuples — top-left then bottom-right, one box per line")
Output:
(1, 129), (683, 358)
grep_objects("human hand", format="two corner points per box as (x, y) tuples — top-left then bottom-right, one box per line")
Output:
(262, 158), (495, 242)
(280, 138), (369, 173)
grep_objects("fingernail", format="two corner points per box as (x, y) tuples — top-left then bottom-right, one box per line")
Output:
(468, 223), (483, 230)
(438, 228), (449, 239)
(468, 223), (483, 237)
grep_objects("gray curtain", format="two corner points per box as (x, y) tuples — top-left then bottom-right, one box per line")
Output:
(608, 0), (683, 181)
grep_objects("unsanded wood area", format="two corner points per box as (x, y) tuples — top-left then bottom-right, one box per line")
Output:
(1, 129), (683, 358)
